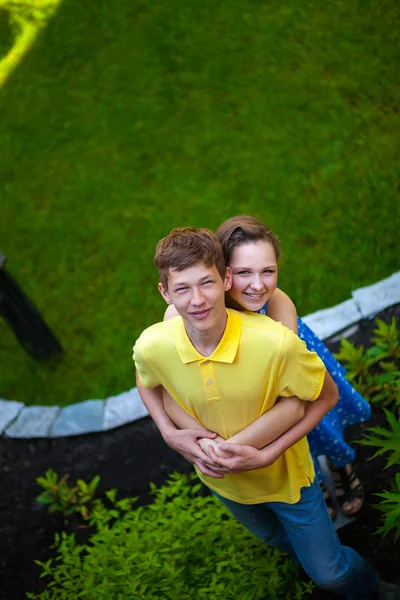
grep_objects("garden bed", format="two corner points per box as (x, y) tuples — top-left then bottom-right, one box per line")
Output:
(0, 304), (399, 600)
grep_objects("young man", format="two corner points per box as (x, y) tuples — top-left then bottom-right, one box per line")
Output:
(133, 226), (384, 598)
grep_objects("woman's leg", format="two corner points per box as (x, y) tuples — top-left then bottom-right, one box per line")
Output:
(328, 461), (364, 516)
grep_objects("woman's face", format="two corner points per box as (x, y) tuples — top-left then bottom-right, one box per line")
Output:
(228, 240), (278, 312)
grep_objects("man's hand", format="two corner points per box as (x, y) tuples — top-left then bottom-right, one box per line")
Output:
(208, 442), (279, 474)
(162, 428), (228, 478)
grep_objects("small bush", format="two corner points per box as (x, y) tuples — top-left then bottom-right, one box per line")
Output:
(28, 473), (312, 600)
(334, 317), (400, 410)
(35, 468), (100, 519)
(336, 317), (400, 541)
(359, 409), (400, 541)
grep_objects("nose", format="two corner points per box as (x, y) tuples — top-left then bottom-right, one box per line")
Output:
(191, 286), (205, 307)
(250, 274), (263, 291)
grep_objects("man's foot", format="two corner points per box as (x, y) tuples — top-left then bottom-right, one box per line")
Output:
(320, 481), (336, 520)
(377, 581), (400, 600)
(330, 462), (364, 516)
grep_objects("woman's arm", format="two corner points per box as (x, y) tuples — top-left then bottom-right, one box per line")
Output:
(217, 290), (303, 450)
(164, 385), (306, 457)
(211, 372), (338, 473)
(267, 288), (298, 333)
(164, 304), (180, 320)
(162, 294), (305, 456)
(225, 396), (305, 448)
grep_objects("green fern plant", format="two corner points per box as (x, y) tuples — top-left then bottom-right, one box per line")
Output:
(334, 338), (376, 399)
(368, 362), (400, 409)
(375, 474), (400, 543)
(359, 409), (400, 468)
(334, 318), (400, 410)
(359, 409), (400, 540)
(372, 318), (400, 364)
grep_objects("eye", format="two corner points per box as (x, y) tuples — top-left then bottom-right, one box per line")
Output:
(175, 287), (188, 293)
(263, 269), (274, 274)
(201, 280), (213, 286)
(237, 270), (250, 275)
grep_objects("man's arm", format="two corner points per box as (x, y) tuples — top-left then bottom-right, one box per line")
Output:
(135, 374), (225, 478)
(208, 371), (338, 473)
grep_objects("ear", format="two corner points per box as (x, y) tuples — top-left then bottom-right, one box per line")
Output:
(158, 282), (172, 305)
(224, 267), (232, 291)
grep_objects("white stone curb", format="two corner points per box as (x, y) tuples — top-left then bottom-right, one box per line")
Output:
(1, 271), (399, 439)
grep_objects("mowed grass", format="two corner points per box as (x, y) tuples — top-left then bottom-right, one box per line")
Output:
(1, 0), (400, 406)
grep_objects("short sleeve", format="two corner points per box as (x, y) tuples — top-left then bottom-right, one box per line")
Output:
(276, 329), (326, 401)
(133, 335), (161, 389)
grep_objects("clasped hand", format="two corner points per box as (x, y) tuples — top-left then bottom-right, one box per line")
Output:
(199, 436), (274, 474)
(164, 428), (277, 478)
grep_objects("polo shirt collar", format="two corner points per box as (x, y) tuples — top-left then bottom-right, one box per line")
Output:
(176, 309), (241, 364)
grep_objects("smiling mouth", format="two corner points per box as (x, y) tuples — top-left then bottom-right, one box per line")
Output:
(244, 292), (266, 299)
(190, 309), (211, 319)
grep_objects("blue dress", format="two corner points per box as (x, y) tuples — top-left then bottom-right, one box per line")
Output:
(257, 304), (371, 482)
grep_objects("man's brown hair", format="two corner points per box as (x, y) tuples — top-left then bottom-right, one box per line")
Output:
(155, 226), (227, 289)
(216, 215), (280, 265)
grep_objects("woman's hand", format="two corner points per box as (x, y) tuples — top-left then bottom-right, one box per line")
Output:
(207, 442), (280, 474)
(198, 436), (233, 459)
(162, 427), (229, 478)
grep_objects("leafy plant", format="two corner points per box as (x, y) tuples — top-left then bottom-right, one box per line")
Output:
(28, 473), (313, 600)
(368, 362), (400, 409)
(359, 409), (400, 541)
(35, 469), (100, 519)
(334, 338), (377, 399)
(374, 475), (400, 543)
(359, 409), (400, 469)
(372, 318), (400, 364)
(334, 317), (400, 410)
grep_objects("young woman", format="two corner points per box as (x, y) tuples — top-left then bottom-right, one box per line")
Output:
(163, 215), (370, 518)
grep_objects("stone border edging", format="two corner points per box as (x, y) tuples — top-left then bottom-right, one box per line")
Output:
(1, 271), (400, 439)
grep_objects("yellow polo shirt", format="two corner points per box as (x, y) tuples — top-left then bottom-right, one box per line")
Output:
(133, 309), (326, 505)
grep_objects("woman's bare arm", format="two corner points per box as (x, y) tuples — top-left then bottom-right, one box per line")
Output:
(226, 396), (305, 448)
(267, 288), (298, 333)
(163, 385), (306, 457)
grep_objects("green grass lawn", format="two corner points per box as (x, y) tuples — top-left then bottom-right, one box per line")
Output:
(1, 0), (400, 406)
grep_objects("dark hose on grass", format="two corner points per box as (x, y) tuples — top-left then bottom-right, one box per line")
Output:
(0, 253), (63, 360)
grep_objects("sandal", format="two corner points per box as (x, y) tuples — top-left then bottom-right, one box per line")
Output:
(330, 463), (364, 516)
(320, 481), (336, 521)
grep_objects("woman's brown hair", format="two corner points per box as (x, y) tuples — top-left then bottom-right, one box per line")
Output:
(216, 215), (280, 265)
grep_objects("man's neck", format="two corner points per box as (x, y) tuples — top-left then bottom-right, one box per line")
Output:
(185, 312), (228, 357)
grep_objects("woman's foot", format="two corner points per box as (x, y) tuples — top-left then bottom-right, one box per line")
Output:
(320, 481), (336, 520)
(330, 462), (364, 516)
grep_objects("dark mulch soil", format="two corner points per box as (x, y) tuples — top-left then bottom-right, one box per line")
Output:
(1, 304), (400, 600)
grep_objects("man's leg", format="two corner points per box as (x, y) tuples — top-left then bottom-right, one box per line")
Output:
(211, 490), (297, 561)
(269, 479), (379, 599)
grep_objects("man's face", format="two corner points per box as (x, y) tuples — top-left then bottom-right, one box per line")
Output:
(159, 263), (232, 336)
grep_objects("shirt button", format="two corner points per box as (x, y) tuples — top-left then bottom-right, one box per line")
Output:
(207, 380), (212, 385)
(203, 360), (209, 365)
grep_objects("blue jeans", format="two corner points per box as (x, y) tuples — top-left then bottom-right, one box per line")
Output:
(213, 479), (379, 599)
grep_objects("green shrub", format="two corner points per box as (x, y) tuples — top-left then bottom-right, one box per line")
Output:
(337, 317), (400, 541)
(374, 473), (400, 543)
(334, 317), (400, 410)
(28, 473), (313, 600)
(359, 409), (400, 542)
(35, 468), (100, 519)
